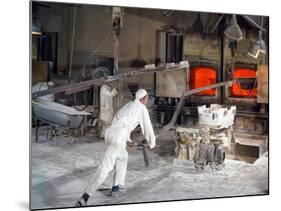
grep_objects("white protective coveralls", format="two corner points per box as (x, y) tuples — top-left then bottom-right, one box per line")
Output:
(84, 91), (156, 195)
(99, 84), (118, 137)
(32, 81), (55, 101)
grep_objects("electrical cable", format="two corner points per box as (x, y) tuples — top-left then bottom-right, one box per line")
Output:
(81, 26), (113, 78)
(68, 5), (77, 84)
(69, 19), (112, 110)
(72, 87), (93, 111)
(72, 67), (110, 111)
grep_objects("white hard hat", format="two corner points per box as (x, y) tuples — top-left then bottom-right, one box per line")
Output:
(135, 89), (148, 100)
(47, 81), (54, 86)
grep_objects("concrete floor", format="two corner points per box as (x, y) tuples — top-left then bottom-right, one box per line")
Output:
(31, 127), (268, 210)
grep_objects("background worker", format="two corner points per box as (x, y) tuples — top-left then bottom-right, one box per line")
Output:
(99, 84), (118, 138)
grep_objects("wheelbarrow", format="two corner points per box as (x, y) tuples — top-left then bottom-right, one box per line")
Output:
(32, 100), (91, 143)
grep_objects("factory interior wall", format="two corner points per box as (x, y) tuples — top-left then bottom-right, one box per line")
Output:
(36, 3), (268, 98)
(38, 4), (199, 89)
(67, 5), (114, 69)
(117, 8), (164, 89)
(41, 3), (70, 73)
(184, 30), (262, 64)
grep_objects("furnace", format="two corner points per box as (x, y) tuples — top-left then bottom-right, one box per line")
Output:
(190, 66), (217, 96)
(231, 68), (257, 98)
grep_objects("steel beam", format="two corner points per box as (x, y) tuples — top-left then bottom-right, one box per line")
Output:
(32, 64), (187, 99)
(242, 15), (267, 32)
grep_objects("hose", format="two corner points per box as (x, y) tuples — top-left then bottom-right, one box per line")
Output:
(72, 67), (110, 111)
(72, 87), (93, 111)
(81, 26), (113, 78)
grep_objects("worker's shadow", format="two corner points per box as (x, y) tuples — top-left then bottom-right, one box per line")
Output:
(96, 188), (112, 197)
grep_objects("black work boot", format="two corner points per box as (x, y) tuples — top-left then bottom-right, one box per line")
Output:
(111, 185), (120, 197)
(75, 193), (90, 207)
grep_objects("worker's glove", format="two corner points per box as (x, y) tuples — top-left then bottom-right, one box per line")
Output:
(149, 143), (156, 150)
(148, 135), (159, 149)
(127, 138), (134, 147)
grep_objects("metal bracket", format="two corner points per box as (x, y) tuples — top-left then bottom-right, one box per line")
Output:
(158, 80), (234, 136)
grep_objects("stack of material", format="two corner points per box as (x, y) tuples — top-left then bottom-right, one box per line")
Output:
(175, 127), (201, 160)
(175, 104), (237, 170)
(175, 127), (212, 161)
(198, 104), (236, 128)
(175, 126), (227, 170)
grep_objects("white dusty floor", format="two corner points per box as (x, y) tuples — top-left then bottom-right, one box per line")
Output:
(31, 128), (268, 210)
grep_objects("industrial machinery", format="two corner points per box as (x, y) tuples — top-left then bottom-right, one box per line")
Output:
(175, 104), (236, 170)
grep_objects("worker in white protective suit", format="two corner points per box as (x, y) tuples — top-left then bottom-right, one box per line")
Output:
(75, 89), (156, 207)
(32, 81), (55, 101)
(99, 84), (118, 138)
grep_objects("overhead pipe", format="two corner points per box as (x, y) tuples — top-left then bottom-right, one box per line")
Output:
(207, 15), (224, 34)
(68, 5), (77, 84)
(242, 15), (267, 32)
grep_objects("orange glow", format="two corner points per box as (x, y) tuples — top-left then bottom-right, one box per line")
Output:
(190, 67), (216, 95)
(231, 68), (257, 97)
